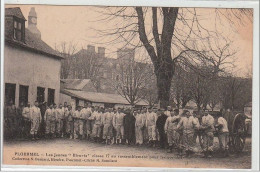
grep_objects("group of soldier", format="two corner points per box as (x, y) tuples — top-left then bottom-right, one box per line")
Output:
(4, 100), (229, 158)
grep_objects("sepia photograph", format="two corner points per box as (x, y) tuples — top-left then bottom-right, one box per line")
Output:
(1, 1), (258, 170)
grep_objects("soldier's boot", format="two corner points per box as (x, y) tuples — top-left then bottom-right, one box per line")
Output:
(116, 139), (120, 145)
(31, 134), (35, 140)
(208, 150), (213, 158)
(167, 145), (173, 153)
(35, 133), (40, 140)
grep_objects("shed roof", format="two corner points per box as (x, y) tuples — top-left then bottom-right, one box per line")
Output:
(61, 79), (92, 90)
(61, 89), (148, 106)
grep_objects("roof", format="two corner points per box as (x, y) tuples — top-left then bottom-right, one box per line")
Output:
(5, 8), (63, 60)
(61, 89), (148, 106)
(5, 7), (26, 20)
(61, 79), (92, 90)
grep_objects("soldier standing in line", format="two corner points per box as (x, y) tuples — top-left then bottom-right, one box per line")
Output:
(146, 107), (157, 147)
(62, 102), (69, 138)
(165, 109), (180, 153)
(192, 111), (201, 151)
(177, 110), (199, 157)
(142, 108), (149, 145)
(66, 105), (74, 139)
(73, 106), (81, 139)
(56, 104), (65, 138)
(80, 104), (88, 140)
(17, 102), (25, 138)
(50, 104), (57, 138)
(30, 101), (42, 140)
(156, 109), (168, 149)
(4, 100), (17, 139)
(44, 104), (53, 138)
(123, 108), (136, 145)
(22, 102), (31, 139)
(199, 110), (215, 158)
(111, 109), (117, 144)
(134, 109), (145, 146)
(102, 108), (114, 145)
(113, 108), (126, 144)
(214, 112), (229, 157)
(83, 103), (92, 140)
(89, 106), (102, 142)
(164, 106), (172, 117)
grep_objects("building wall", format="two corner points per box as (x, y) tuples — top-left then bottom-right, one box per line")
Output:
(4, 44), (61, 107)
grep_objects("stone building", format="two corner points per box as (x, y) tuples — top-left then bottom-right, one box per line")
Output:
(4, 7), (63, 107)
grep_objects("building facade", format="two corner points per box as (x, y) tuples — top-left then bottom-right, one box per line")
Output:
(4, 7), (63, 107)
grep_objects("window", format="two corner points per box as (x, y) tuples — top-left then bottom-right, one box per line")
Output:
(48, 88), (55, 105)
(37, 87), (45, 104)
(5, 83), (16, 105)
(13, 18), (25, 42)
(19, 85), (29, 105)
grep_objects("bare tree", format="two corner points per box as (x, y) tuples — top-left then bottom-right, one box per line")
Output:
(92, 7), (251, 108)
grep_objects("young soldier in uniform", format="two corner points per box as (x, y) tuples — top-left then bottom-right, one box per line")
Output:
(165, 109), (180, 153)
(50, 104), (57, 138)
(62, 102), (69, 137)
(56, 104), (65, 138)
(44, 104), (53, 138)
(113, 108), (126, 144)
(215, 112), (229, 157)
(146, 107), (157, 147)
(66, 105), (74, 139)
(22, 102), (31, 139)
(135, 109), (145, 145)
(191, 111), (200, 151)
(30, 101), (42, 140)
(83, 103), (92, 140)
(89, 106), (102, 142)
(73, 106), (81, 139)
(123, 108), (136, 145)
(102, 108), (114, 145)
(156, 109), (168, 149)
(199, 110), (215, 158)
(177, 110), (199, 157)
(5, 100), (17, 139)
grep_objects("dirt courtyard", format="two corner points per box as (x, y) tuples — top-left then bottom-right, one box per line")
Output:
(2, 137), (251, 169)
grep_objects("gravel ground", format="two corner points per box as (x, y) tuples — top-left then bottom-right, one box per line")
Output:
(3, 137), (251, 169)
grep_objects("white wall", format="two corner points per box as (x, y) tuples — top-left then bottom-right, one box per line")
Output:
(4, 45), (61, 107)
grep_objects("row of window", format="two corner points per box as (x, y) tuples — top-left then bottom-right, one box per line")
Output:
(5, 83), (55, 106)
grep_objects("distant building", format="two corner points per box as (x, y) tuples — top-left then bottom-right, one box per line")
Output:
(59, 79), (148, 110)
(4, 7), (63, 107)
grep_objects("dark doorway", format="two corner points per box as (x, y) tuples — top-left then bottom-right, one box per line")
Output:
(48, 88), (55, 105)
(37, 87), (45, 104)
(5, 83), (16, 105)
(19, 85), (29, 105)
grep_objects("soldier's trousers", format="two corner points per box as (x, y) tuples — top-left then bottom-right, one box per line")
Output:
(183, 132), (194, 151)
(66, 121), (74, 134)
(92, 124), (102, 138)
(202, 132), (214, 152)
(56, 119), (64, 134)
(103, 124), (113, 139)
(115, 125), (124, 139)
(78, 120), (84, 136)
(218, 132), (229, 150)
(45, 120), (51, 134)
(74, 120), (79, 138)
(147, 125), (157, 141)
(167, 130), (180, 146)
(30, 119), (40, 135)
(84, 120), (92, 136)
(135, 126), (143, 144)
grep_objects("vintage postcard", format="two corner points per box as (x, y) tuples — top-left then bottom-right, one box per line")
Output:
(1, 1), (259, 170)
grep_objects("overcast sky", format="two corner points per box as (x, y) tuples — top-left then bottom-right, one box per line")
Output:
(6, 5), (253, 77)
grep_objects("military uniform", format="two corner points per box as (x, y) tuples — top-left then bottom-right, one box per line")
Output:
(66, 109), (74, 138)
(44, 108), (53, 136)
(90, 111), (102, 139)
(81, 107), (92, 139)
(30, 106), (42, 138)
(146, 112), (157, 143)
(73, 110), (81, 139)
(22, 106), (31, 138)
(56, 108), (65, 137)
(200, 114), (215, 154)
(165, 115), (180, 150)
(177, 116), (199, 152)
(113, 112), (125, 141)
(102, 112), (114, 141)
(50, 108), (57, 136)
(216, 116), (229, 151)
(135, 113), (145, 145)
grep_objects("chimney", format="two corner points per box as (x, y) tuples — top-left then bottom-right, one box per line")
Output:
(27, 7), (41, 39)
(98, 47), (105, 58)
(87, 45), (95, 54)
